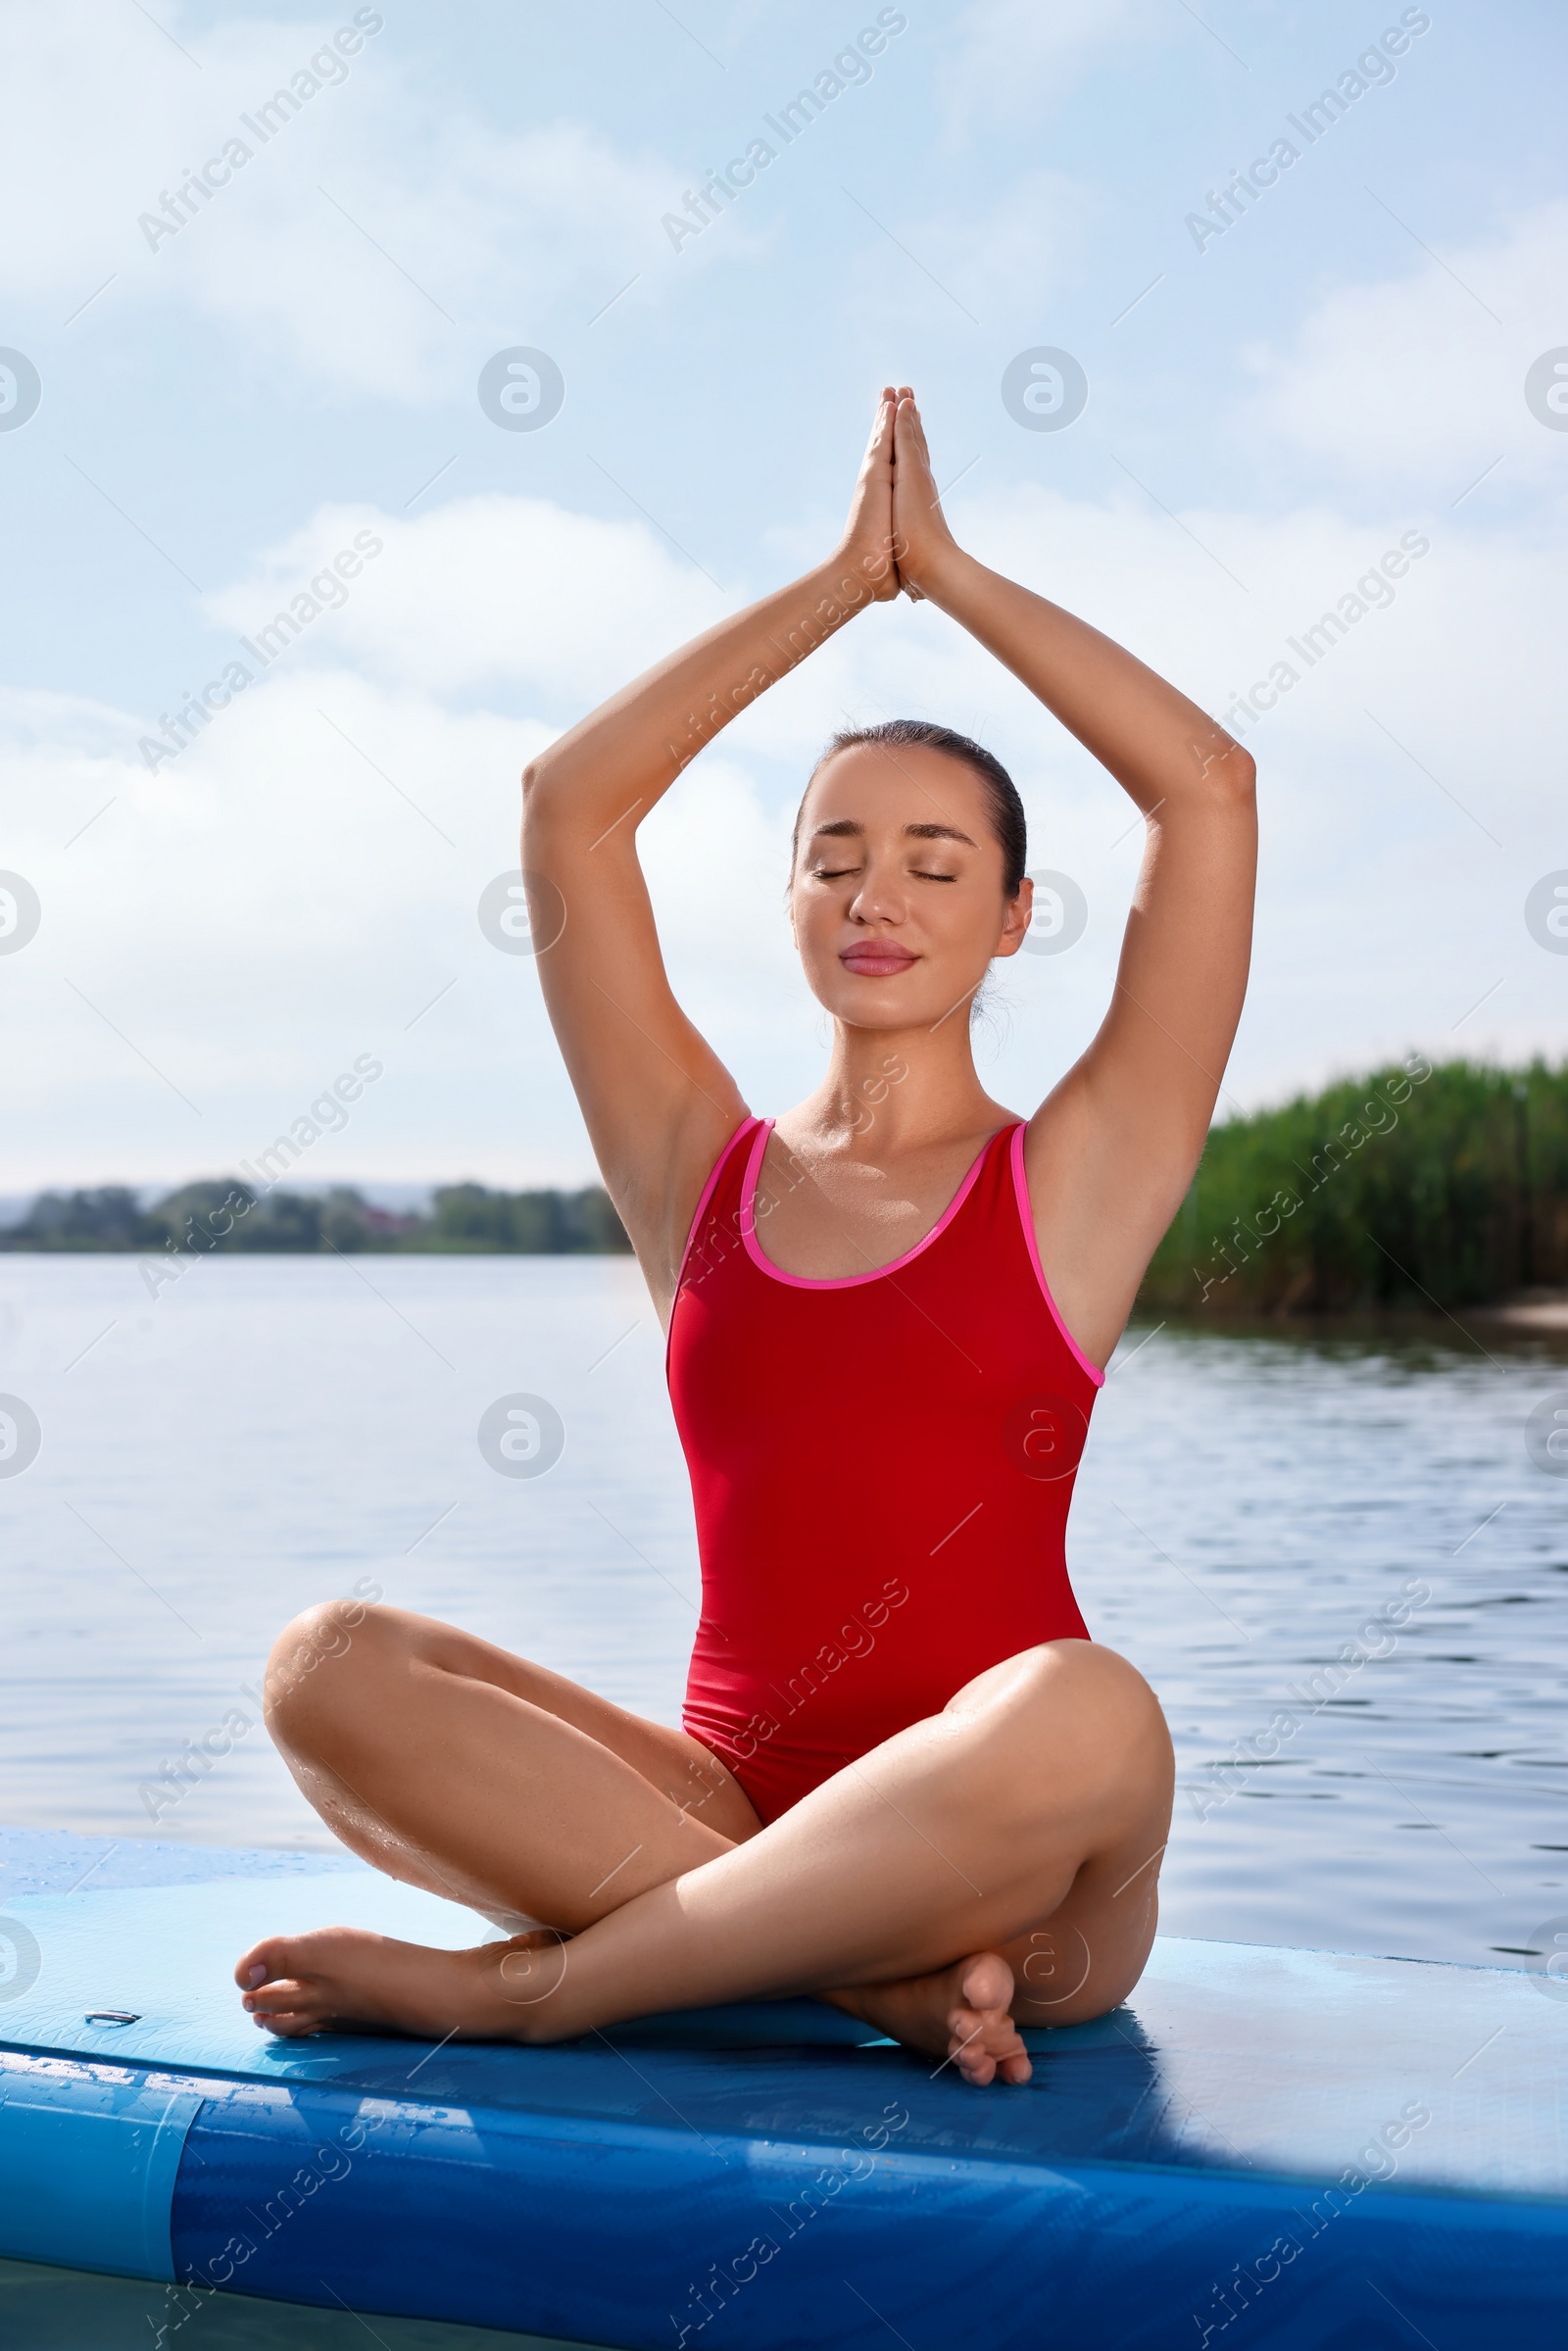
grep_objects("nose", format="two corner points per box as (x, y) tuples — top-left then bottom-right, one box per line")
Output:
(846, 854), (907, 927)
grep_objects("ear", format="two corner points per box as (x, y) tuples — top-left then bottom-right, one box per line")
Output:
(992, 876), (1033, 959)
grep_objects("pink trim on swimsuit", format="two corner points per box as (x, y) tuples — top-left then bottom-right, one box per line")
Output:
(672, 1115), (760, 1297)
(1008, 1121), (1105, 1388)
(740, 1118), (999, 1292)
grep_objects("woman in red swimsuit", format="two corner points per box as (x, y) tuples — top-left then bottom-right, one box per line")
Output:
(237, 390), (1256, 2085)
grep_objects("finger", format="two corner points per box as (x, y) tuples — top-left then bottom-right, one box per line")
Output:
(893, 400), (928, 465)
(895, 393), (930, 455)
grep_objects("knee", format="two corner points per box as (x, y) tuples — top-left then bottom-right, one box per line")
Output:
(263, 1598), (400, 1746)
(1052, 1639), (1166, 1725)
(994, 1642), (1172, 1802)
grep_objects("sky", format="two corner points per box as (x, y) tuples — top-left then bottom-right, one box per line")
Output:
(1, 0), (1565, 1191)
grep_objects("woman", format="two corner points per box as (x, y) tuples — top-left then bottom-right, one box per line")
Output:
(237, 389), (1256, 2086)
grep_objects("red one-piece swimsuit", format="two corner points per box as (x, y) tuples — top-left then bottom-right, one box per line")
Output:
(667, 1116), (1102, 1825)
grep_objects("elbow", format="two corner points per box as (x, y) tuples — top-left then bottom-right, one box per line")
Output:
(520, 757), (562, 838)
(1207, 738), (1256, 808)
(1178, 728), (1255, 810)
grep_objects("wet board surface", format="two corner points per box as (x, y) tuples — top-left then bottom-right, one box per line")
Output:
(0, 1827), (1563, 2349)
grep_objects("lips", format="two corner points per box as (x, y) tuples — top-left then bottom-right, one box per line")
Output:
(840, 945), (917, 978)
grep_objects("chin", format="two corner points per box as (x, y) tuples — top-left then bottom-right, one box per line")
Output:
(809, 978), (950, 1031)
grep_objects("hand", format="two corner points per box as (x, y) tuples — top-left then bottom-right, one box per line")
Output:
(889, 389), (961, 602)
(833, 386), (902, 603)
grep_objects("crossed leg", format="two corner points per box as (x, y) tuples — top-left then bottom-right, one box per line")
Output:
(236, 1602), (1173, 2086)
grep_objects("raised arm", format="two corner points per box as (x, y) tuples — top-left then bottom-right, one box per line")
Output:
(521, 395), (903, 1318)
(891, 395), (1257, 1371)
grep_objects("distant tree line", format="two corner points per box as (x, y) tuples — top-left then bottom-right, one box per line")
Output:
(1139, 1056), (1568, 1314)
(0, 1180), (633, 1255)
(10, 1057), (1565, 1305)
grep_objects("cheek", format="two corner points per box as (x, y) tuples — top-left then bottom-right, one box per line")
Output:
(790, 888), (837, 952)
(928, 885), (998, 949)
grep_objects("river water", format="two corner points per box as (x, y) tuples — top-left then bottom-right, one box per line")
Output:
(3, 1254), (1565, 1976)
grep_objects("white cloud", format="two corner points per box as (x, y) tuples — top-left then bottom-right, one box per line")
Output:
(1237, 199), (1568, 493)
(854, 168), (1094, 330)
(0, 1), (724, 399)
(5, 471), (1565, 1189)
(201, 494), (726, 705)
(940, 0), (1163, 129)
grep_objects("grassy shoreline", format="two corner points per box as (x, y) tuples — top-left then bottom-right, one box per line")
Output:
(1142, 1055), (1567, 1315)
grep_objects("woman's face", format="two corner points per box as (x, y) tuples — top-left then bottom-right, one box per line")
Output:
(789, 743), (1031, 1031)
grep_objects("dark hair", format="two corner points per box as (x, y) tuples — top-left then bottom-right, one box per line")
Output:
(794, 719), (1027, 897)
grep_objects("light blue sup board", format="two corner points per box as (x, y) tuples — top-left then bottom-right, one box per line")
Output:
(0, 1826), (1562, 2348)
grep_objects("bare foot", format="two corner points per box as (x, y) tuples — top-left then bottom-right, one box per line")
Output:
(233, 1926), (568, 2041)
(824, 1950), (1032, 2086)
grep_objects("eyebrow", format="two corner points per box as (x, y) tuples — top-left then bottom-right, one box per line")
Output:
(808, 818), (978, 849)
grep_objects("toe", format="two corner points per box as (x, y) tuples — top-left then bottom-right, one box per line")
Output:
(253, 2007), (320, 2038)
(947, 1954), (1032, 2089)
(958, 1951), (1015, 2014)
(234, 1935), (297, 1991)
(245, 1967), (335, 2036)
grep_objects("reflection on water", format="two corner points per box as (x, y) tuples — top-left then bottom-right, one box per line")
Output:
(1, 1258), (1565, 1971)
(0, 2257), (591, 2349)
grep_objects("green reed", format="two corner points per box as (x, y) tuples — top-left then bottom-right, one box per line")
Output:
(1140, 1056), (1568, 1315)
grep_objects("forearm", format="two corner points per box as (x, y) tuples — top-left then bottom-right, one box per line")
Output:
(523, 548), (885, 836)
(923, 551), (1244, 811)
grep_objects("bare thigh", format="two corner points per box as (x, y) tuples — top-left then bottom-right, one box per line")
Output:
(358, 1612), (762, 1837)
(265, 1602), (761, 1926)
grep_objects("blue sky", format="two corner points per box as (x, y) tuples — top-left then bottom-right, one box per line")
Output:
(2, 0), (1565, 1187)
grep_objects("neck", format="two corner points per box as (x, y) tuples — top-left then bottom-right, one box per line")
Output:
(795, 1014), (1012, 1155)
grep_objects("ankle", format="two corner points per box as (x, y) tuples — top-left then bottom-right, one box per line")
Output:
(487, 1933), (576, 2041)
